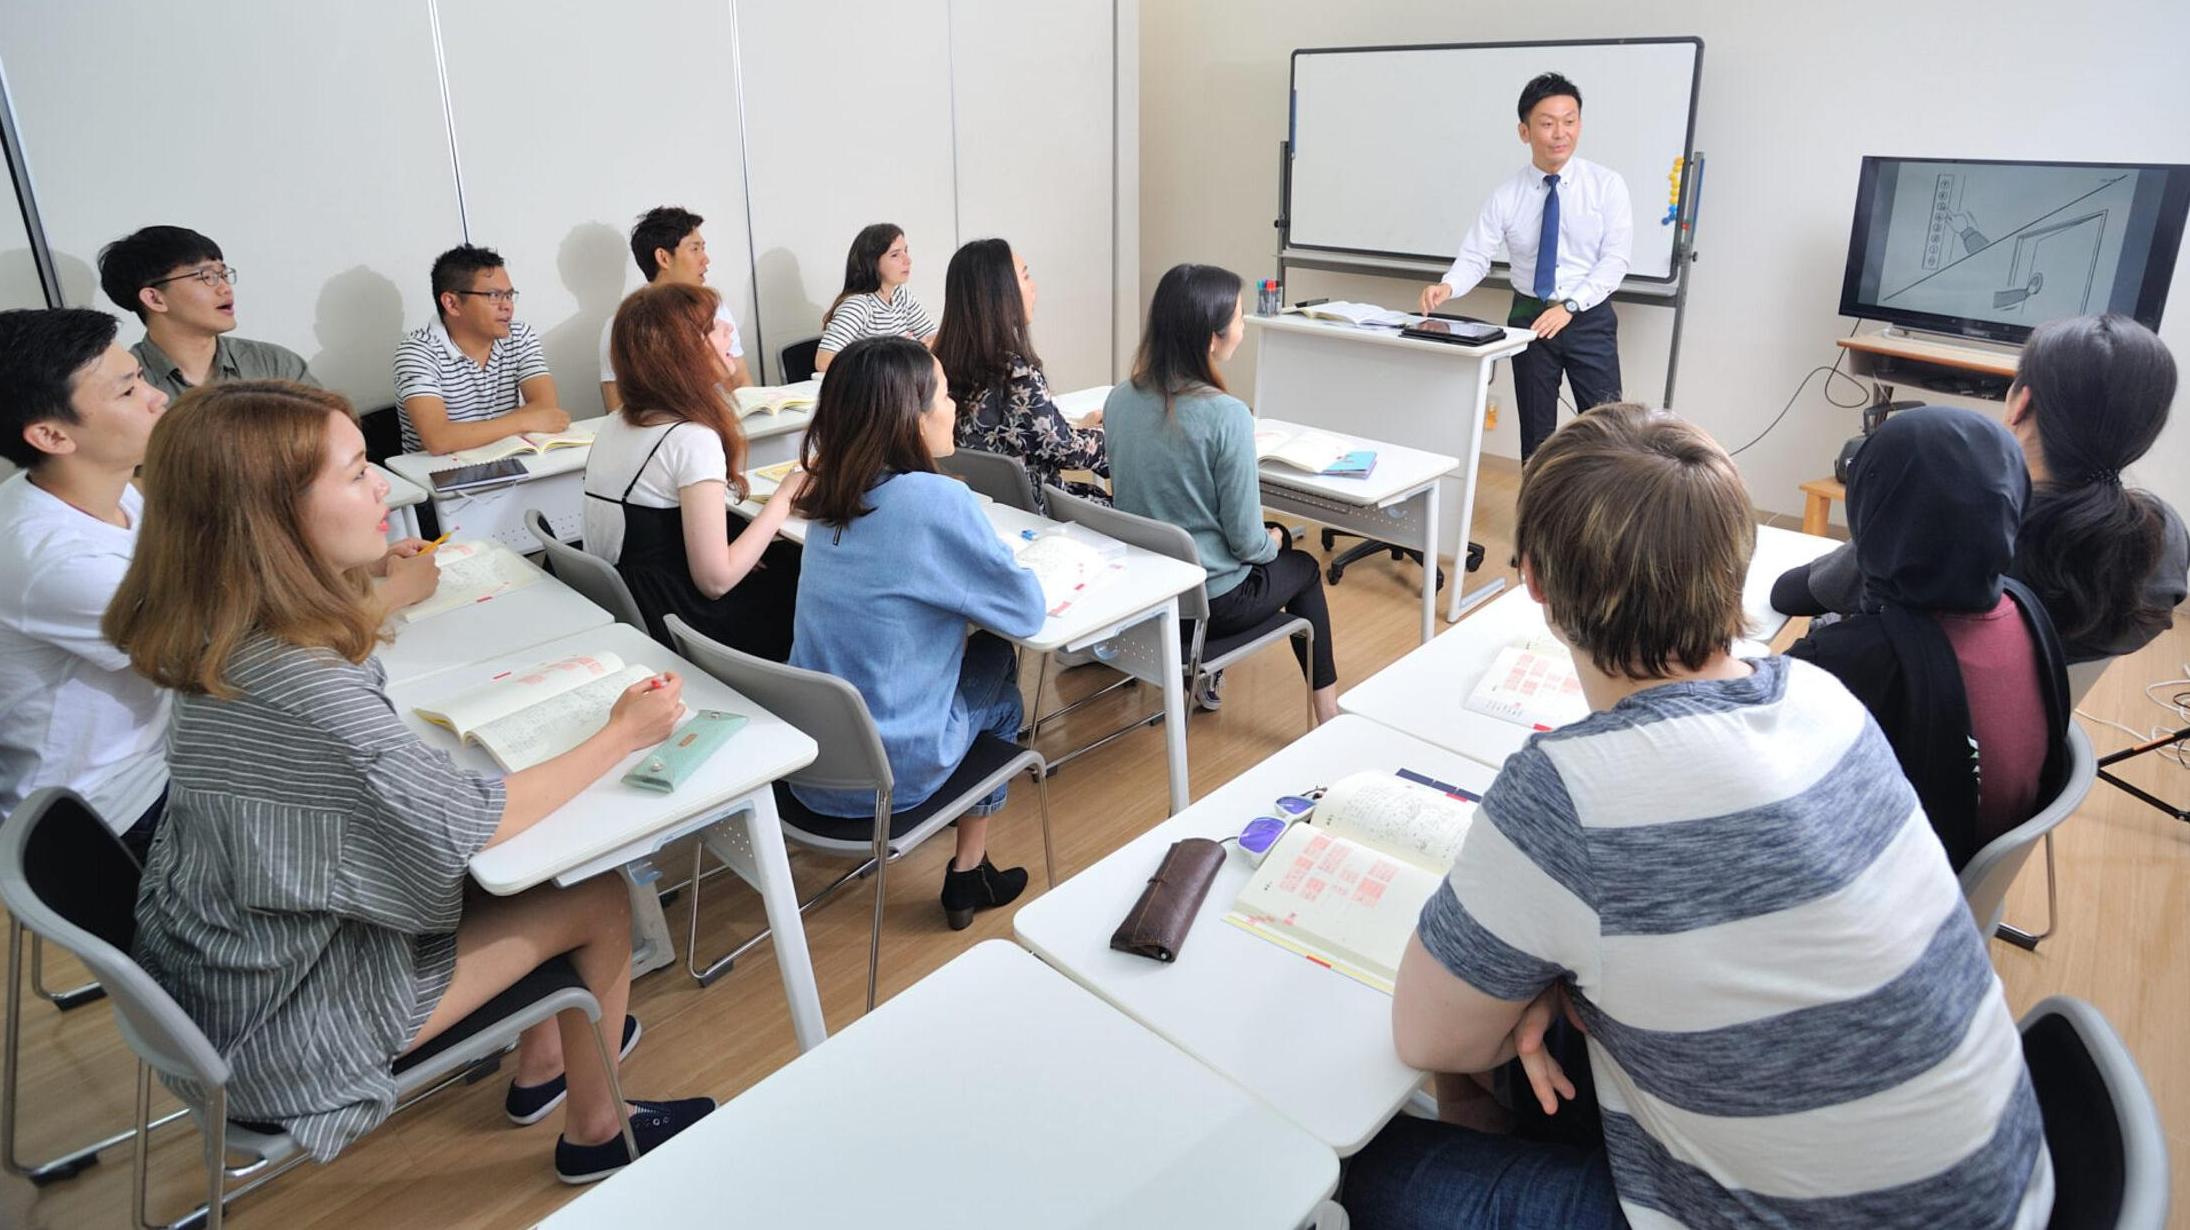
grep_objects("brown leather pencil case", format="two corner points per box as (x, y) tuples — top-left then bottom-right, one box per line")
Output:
(1109, 837), (1225, 963)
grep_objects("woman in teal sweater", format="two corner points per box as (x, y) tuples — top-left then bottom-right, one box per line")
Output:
(1104, 264), (1340, 722)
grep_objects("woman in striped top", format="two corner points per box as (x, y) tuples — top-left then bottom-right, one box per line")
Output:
(106, 381), (714, 1184)
(813, 223), (937, 373)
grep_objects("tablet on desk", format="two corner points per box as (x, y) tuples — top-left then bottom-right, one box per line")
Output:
(430, 457), (528, 493)
(1399, 318), (1505, 347)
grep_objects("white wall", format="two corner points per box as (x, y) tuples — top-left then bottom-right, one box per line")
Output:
(0, 0), (1137, 415)
(0, 180), (41, 311)
(1139, 0), (2190, 524)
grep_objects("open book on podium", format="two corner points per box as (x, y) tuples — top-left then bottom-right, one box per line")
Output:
(1223, 771), (1478, 993)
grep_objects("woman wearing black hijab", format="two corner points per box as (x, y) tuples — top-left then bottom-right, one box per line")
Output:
(1786, 405), (2070, 870)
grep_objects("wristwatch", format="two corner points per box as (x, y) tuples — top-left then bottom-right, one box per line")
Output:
(1560, 298), (1580, 314)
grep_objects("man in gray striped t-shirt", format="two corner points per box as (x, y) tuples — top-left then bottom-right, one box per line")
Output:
(1348, 405), (2051, 1230)
(392, 244), (568, 455)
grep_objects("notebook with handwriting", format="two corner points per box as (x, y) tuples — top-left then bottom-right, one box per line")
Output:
(413, 651), (673, 773)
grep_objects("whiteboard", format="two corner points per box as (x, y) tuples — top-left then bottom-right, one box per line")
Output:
(1286, 39), (1702, 282)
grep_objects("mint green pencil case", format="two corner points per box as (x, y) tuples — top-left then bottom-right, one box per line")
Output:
(622, 710), (747, 793)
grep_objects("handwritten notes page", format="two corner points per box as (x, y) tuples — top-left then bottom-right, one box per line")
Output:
(398, 540), (545, 623)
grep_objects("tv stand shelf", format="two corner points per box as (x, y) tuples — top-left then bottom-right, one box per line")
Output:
(1835, 332), (2018, 403)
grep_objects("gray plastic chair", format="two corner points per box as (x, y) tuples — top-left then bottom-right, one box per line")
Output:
(0, 788), (635, 1229)
(2019, 995), (2169, 1229)
(1959, 723), (2096, 950)
(663, 616), (1053, 1011)
(939, 448), (1040, 514)
(1040, 485), (1315, 767)
(525, 508), (649, 634)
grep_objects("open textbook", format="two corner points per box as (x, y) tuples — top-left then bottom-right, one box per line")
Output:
(733, 379), (821, 419)
(1013, 531), (1125, 618)
(445, 424), (598, 466)
(1255, 425), (1376, 477)
(1224, 772), (1479, 993)
(398, 540), (545, 623)
(744, 459), (801, 499)
(1281, 300), (1410, 328)
(1463, 636), (1589, 731)
(414, 651), (667, 773)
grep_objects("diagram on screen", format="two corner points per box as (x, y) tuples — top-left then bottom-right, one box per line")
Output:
(1876, 165), (2136, 326)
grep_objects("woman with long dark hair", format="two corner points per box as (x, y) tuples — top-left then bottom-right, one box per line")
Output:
(936, 238), (1108, 512)
(1103, 263), (1342, 721)
(813, 223), (936, 373)
(583, 281), (805, 659)
(790, 336), (1047, 928)
(1775, 313), (2183, 669)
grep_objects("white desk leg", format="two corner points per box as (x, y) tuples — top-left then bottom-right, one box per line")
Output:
(1418, 483), (1440, 645)
(1158, 596), (1189, 814)
(740, 789), (828, 1051)
(1445, 354), (1508, 624)
(386, 506), (421, 543)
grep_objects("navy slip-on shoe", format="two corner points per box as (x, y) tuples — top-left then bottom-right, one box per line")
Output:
(505, 1014), (642, 1126)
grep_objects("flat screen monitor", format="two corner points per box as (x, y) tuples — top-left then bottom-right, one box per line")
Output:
(1839, 156), (2190, 344)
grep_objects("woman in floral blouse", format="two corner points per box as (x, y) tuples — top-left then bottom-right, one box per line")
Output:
(936, 238), (1109, 513)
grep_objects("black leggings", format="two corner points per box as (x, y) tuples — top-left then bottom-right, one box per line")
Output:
(1204, 546), (1338, 690)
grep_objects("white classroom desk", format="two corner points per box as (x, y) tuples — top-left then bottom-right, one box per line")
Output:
(1015, 716), (1493, 1155)
(374, 552), (614, 689)
(1256, 420), (1458, 646)
(538, 941), (1338, 1230)
(1337, 525), (1840, 771)
(384, 416), (609, 552)
(739, 490), (1207, 814)
(1247, 313), (1533, 624)
(388, 622), (828, 1050)
(740, 404), (812, 469)
(376, 463), (427, 541)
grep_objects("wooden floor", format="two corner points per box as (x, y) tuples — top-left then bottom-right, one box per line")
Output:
(7, 460), (2188, 1228)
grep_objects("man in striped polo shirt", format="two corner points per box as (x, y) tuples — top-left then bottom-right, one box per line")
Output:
(1349, 404), (2051, 1229)
(392, 244), (569, 455)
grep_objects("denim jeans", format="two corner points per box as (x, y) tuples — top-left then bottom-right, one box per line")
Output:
(957, 632), (1024, 816)
(1342, 1115), (1627, 1230)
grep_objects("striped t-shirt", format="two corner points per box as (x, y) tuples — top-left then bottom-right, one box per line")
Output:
(391, 317), (551, 454)
(817, 288), (936, 355)
(1418, 655), (2051, 1229)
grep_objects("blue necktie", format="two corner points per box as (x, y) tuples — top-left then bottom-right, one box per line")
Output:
(1533, 173), (1560, 301)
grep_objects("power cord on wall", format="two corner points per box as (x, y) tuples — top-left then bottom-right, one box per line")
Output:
(1726, 321), (1871, 457)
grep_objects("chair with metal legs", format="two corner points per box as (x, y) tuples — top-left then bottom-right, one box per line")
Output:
(1037, 486), (1316, 770)
(0, 788), (637, 1229)
(664, 616), (1054, 1010)
(1959, 724), (2096, 951)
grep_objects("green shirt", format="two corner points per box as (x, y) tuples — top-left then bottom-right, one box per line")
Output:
(131, 333), (318, 402)
(1102, 381), (1276, 598)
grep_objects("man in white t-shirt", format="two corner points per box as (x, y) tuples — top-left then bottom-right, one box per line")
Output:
(600, 206), (750, 411)
(0, 308), (173, 859)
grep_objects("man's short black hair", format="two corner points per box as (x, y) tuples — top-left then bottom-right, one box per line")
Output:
(0, 308), (121, 469)
(96, 226), (224, 321)
(430, 244), (507, 318)
(630, 207), (704, 281)
(1517, 73), (1582, 122)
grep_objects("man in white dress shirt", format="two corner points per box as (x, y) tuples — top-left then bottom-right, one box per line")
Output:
(1419, 73), (1633, 460)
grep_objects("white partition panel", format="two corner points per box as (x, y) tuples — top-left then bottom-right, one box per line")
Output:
(437, 0), (761, 416)
(736, 0), (960, 382)
(0, 1), (464, 410)
(0, 189), (42, 310)
(950, 0), (1116, 392)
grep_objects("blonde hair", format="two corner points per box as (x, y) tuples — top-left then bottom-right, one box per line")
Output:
(105, 381), (384, 697)
(1513, 402), (1754, 679)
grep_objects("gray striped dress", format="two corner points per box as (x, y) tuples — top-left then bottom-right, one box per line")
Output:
(133, 634), (504, 1161)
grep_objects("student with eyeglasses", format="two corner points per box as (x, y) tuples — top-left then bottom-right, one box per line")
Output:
(392, 244), (571, 455)
(97, 225), (317, 402)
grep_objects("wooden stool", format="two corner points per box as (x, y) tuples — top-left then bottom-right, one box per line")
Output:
(1799, 478), (1845, 536)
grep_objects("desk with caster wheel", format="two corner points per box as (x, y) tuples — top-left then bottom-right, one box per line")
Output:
(1246, 314), (1531, 622)
(1256, 422), (1459, 645)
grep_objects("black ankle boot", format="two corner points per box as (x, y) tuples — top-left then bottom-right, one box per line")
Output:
(939, 856), (1029, 930)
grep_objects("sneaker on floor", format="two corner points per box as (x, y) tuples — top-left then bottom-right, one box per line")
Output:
(506, 1014), (642, 1126)
(554, 1096), (716, 1185)
(1194, 669), (1225, 712)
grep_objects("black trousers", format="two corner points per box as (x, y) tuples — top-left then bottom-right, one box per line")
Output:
(1203, 544), (1338, 690)
(1508, 299), (1622, 461)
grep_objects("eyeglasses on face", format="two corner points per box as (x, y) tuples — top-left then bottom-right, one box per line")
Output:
(451, 288), (521, 305)
(149, 266), (238, 290)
